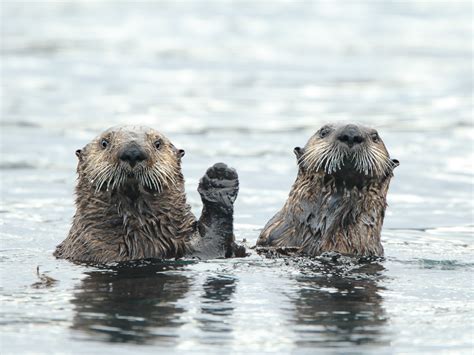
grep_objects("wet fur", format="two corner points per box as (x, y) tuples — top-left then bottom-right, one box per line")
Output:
(54, 126), (243, 263)
(257, 124), (398, 257)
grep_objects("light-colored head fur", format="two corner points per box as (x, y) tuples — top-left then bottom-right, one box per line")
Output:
(76, 126), (185, 193)
(297, 124), (398, 180)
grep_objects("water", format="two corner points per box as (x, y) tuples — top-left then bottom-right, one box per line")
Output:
(1, 1), (473, 353)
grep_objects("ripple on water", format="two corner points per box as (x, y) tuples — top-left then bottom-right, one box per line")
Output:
(1, 0), (473, 353)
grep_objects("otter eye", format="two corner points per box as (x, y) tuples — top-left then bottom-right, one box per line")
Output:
(100, 139), (109, 149)
(319, 127), (331, 138)
(371, 133), (380, 143)
(154, 140), (161, 149)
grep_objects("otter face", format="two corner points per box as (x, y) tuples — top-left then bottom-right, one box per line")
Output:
(76, 126), (185, 192)
(296, 124), (399, 183)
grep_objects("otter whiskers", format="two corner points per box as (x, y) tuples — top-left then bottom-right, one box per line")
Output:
(302, 141), (393, 177)
(87, 161), (179, 193)
(353, 145), (393, 177)
(302, 141), (348, 174)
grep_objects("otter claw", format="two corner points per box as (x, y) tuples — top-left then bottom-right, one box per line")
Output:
(198, 163), (239, 207)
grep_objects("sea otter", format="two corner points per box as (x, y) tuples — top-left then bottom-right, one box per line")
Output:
(257, 123), (399, 257)
(54, 125), (245, 263)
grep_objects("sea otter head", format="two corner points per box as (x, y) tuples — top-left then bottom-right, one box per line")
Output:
(75, 125), (185, 193)
(295, 123), (399, 187)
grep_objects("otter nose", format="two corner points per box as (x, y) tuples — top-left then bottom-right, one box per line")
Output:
(119, 146), (147, 167)
(337, 125), (365, 147)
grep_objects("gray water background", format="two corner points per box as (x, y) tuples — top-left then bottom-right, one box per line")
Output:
(0, 1), (473, 354)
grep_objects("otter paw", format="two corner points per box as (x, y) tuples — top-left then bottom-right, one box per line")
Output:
(198, 163), (239, 207)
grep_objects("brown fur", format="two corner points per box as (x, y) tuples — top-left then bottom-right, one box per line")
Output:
(257, 124), (398, 257)
(55, 126), (223, 263)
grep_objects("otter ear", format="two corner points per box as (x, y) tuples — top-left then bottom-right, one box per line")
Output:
(177, 149), (185, 158)
(294, 147), (304, 160)
(75, 149), (82, 160)
(391, 159), (400, 168)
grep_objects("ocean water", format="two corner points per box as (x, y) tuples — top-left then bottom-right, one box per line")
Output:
(0, 1), (473, 354)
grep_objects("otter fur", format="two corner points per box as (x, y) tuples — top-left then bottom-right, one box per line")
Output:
(257, 124), (399, 257)
(54, 126), (245, 263)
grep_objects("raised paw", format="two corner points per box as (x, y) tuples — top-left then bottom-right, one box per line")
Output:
(198, 162), (239, 209)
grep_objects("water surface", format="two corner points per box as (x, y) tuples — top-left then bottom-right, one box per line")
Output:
(1, 1), (473, 354)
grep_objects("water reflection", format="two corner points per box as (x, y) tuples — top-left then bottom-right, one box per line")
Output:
(291, 260), (388, 348)
(197, 275), (237, 345)
(70, 261), (191, 345)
